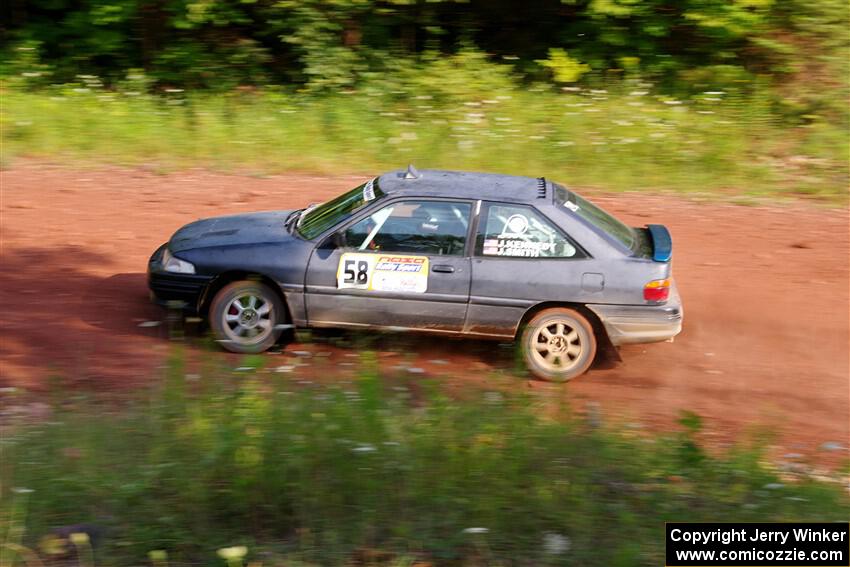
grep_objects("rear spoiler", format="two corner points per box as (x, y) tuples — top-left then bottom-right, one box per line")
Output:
(646, 224), (672, 262)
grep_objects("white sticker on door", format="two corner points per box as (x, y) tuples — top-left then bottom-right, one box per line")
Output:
(372, 255), (429, 293)
(337, 253), (429, 293)
(337, 253), (375, 290)
(484, 238), (555, 257)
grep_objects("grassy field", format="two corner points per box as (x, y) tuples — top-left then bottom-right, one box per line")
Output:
(2, 351), (848, 566)
(2, 84), (847, 202)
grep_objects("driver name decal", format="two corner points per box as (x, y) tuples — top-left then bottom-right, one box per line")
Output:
(482, 213), (555, 258)
(483, 238), (555, 257)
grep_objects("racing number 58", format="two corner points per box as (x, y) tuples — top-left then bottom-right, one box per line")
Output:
(343, 259), (369, 285)
(337, 253), (373, 290)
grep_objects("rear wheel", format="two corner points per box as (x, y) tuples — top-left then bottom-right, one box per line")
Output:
(521, 308), (596, 382)
(209, 280), (285, 353)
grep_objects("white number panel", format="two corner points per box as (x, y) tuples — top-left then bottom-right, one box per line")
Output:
(337, 253), (375, 290)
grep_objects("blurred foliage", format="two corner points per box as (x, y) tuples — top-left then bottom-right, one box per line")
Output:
(538, 48), (591, 84)
(2, 75), (847, 200)
(1, 0), (848, 104)
(0, 0), (846, 197)
(2, 354), (848, 565)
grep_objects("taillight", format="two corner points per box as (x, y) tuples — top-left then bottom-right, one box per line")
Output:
(644, 279), (670, 302)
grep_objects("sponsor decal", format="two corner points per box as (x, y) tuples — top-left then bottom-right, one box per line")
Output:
(372, 255), (428, 292)
(337, 253), (428, 293)
(501, 214), (529, 236)
(362, 179), (376, 202)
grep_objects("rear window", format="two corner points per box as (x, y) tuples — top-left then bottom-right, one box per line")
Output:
(554, 184), (634, 250)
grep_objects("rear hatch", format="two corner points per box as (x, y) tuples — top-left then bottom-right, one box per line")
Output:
(554, 184), (675, 303)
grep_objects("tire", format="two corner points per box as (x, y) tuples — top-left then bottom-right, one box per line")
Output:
(209, 280), (286, 354)
(521, 307), (597, 382)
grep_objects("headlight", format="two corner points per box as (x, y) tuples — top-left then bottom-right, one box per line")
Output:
(161, 248), (196, 274)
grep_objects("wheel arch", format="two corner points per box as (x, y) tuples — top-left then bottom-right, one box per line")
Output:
(198, 271), (291, 322)
(517, 301), (613, 349)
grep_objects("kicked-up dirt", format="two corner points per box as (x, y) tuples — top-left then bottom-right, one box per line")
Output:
(1, 161), (848, 464)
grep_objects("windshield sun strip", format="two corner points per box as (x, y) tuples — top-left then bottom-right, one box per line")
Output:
(296, 179), (384, 240)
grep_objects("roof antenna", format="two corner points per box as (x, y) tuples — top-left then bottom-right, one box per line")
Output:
(402, 164), (421, 180)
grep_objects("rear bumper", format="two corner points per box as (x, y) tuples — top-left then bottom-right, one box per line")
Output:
(147, 244), (213, 312)
(587, 283), (683, 346)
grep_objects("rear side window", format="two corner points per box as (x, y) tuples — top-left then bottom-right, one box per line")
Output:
(474, 203), (583, 259)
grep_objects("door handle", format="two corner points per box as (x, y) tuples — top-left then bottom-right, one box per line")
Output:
(432, 264), (455, 274)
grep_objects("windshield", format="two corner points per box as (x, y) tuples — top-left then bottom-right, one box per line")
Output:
(554, 184), (635, 250)
(297, 178), (384, 239)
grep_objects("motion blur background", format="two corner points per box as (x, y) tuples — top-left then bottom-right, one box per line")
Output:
(1, 1), (849, 566)
(1, 0), (848, 197)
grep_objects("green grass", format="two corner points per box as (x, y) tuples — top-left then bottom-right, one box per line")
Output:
(2, 350), (848, 566)
(2, 84), (847, 202)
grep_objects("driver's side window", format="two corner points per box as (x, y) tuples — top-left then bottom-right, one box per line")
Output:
(344, 200), (471, 256)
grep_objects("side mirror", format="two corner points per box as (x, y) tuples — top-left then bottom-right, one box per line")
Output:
(321, 231), (346, 250)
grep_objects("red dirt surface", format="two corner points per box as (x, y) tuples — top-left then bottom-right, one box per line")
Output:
(1, 161), (848, 463)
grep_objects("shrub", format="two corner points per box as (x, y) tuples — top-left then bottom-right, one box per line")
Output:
(2, 353), (848, 565)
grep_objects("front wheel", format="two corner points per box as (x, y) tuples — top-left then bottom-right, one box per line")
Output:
(521, 307), (597, 382)
(209, 280), (285, 353)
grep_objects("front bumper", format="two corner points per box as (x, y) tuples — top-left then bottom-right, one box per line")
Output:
(587, 282), (683, 346)
(147, 244), (213, 312)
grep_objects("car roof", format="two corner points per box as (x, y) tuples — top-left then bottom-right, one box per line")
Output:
(377, 168), (549, 204)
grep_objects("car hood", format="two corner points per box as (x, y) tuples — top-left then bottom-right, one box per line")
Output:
(169, 210), (296, 253)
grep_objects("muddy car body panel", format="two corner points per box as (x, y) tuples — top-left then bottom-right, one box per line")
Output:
(149, 167), (683, 351)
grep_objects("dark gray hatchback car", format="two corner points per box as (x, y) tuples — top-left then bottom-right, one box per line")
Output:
(149, 167), (682, 381)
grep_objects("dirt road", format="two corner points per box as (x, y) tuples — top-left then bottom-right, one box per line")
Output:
(1, 162), (848, 462)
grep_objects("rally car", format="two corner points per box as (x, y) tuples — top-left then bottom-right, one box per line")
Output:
(148, 166), (682, 381)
